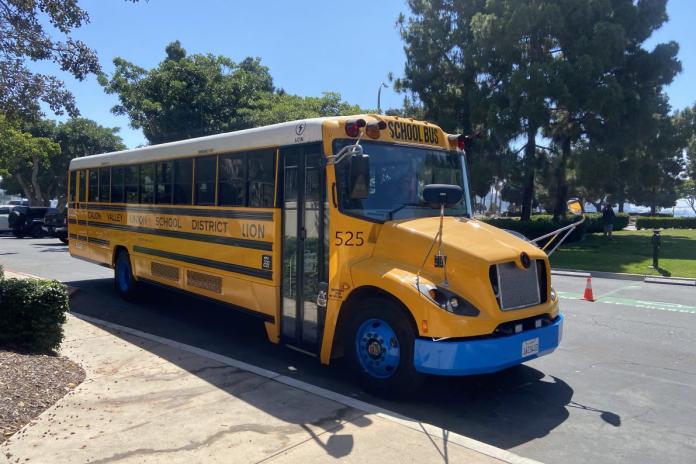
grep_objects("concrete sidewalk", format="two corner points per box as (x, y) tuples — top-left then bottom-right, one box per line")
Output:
(1, 314), (514, 464)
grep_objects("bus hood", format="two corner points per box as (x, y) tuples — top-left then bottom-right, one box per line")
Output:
(373, 216), (546, 271)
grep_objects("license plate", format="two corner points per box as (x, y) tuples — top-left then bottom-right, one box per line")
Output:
(522, 338), (539, 357)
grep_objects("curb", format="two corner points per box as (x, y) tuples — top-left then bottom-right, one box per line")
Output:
(552, 269), (695, 286)
(72, 312), (542, 464)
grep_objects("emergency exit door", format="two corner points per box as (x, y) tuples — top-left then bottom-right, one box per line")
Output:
(280, 144), (328, 353)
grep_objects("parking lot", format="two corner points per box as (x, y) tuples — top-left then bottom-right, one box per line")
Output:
(1, 235), (695, 463)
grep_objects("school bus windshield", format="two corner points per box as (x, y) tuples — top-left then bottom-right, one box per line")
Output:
(334, 139), (471, 222)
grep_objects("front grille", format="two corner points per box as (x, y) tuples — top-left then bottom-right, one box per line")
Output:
(490, 259), (546, 310)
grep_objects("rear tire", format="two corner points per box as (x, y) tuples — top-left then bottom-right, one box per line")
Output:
(114, 250), (139, 301)
(345, 297), (425, 397)
(12, 230), (24, 238)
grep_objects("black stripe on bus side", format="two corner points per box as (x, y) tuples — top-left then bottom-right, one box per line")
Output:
(133, 245), (273, 281)
(68, 233), (108, 247)
(85, 221), (272, 251)
(88, 237), (110, 247)
(83, 203), (274, 221)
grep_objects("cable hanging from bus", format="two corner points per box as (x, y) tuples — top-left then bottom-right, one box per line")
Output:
(67, 114), (564, 396)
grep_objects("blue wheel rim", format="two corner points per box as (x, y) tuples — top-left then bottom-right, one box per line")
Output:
(117, 259), (130, 293)
(355, 318), (400, 379)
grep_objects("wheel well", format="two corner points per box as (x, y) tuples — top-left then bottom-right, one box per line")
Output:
(112, 245), (128, 268)
(331, 286), (418, 360)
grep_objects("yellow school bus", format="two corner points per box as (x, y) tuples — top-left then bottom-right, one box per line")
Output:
(67, 115), (562, 395)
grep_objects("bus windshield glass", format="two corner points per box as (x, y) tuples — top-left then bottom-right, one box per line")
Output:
(334, 140), (471, 222)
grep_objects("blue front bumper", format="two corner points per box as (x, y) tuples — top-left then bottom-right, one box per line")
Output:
(413, 314), (563, 376)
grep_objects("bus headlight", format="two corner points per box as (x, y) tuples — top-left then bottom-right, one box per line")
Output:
(416, 282), (479, 317)
(551, 287), (557, 302)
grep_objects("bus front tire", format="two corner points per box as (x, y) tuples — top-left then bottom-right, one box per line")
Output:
(346, 299), (425, 397)
(114, 251), (139, 301)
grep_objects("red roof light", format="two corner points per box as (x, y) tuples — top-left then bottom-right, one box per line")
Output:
(345, 119), (366, 137)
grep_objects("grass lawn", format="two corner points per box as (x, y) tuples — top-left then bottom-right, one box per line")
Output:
(550, 229), (696, 278)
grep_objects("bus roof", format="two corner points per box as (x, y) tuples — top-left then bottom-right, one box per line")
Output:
(69, 117), (330, 171)
(68, 114), (448, 171)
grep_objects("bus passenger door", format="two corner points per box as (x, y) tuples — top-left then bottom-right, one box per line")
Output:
(280, 145), (328, 354)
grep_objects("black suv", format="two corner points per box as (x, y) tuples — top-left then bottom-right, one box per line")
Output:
(43, 209), (68, 244)
(8, 206), (49, 238)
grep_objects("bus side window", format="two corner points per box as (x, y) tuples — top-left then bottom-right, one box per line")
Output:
(218, 153), (246, 206)
(248, 149), (275, 208)
(194, 156), (216, 206)
(111, 167), (125, 203)
(68, 171), (74, 204)
(99, 168), (111, 203)
(88, 169), (99, 202)
(156, 161), (173, 204)
(125, 166), (139, 203)
(79, 170), (86, 203)
(140, 163), (155, 204)
(173, 159), (193, 205)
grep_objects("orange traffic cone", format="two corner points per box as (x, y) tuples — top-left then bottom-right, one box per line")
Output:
(582, 276), (595, 302)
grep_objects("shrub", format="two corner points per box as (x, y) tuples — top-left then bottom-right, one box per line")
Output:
(635, 217), (696, 230)
(481, 213), (629, 244)
(0, 277), (69, 353)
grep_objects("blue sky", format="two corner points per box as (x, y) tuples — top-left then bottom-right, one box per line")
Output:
(30, 0), (696, 149)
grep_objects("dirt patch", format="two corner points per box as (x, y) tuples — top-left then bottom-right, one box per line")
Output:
(0, 350), (85, 442)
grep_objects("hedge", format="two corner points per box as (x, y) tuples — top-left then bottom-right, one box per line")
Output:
(635, 217), (696, 230)
(481, 213), (629, 244)
(0, 269), (69, 353)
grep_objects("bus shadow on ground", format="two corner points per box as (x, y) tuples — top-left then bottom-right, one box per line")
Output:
(66, 277), (619, 452)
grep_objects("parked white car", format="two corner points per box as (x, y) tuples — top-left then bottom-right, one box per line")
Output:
(0, 205), (13, 232)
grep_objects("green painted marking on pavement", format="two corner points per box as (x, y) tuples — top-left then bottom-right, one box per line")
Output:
(557, 291), (696, 315)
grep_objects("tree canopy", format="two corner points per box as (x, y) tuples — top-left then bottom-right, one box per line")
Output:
(397, 0), (683, 218)
(0, 0), (139, 120)
(100, 41), (368, 144)
(0, 117), (124, 206)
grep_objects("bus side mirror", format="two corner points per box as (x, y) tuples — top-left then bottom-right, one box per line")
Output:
(349, 153), (370, 200)
(423, 184), (463, 208)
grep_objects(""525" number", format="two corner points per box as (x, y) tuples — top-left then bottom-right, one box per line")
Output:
(335, 231), (364, 246)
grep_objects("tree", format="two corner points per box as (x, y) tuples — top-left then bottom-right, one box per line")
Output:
(0, 117), (124, 207)
(397, 0), (681, 219)
(240, 92), (367, 127)
(625, 105), (685, 215)
(0, 115), (60, 205)
(0, 0), (138, 120)
(678, 179), (696, 215)
(100, 41), (276, 144)
(675, 103), (696, 179)
(50, 118), (126, 207)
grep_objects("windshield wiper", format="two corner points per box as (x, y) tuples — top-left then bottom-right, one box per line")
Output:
(387, 203), (426, 220)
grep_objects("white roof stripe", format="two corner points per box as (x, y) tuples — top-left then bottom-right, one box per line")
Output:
(69, 117), (330, 171)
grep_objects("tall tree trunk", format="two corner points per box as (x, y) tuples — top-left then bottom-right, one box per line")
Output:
(552, 136), (570, 220)
(14, 173), (38, 205)
(30, 154), (47, 206)
(521, 124), (538, 221)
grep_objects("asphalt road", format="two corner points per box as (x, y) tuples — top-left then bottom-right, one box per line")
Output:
(2, 235), (695, 463)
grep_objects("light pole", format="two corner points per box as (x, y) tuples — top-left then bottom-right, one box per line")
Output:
(377, 82), (388, 114)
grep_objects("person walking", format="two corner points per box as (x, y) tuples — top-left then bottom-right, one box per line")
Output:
(602, 203), (616, 238)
